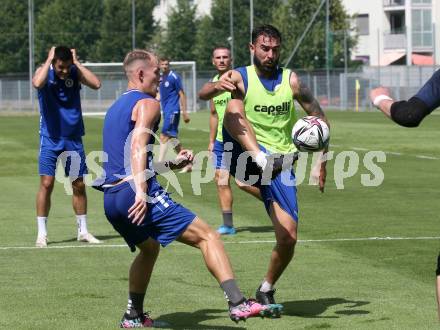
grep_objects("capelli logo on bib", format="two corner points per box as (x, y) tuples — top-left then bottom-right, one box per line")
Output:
(254, 101), (290, 115)
(65, 79), (74, 88)
(164, 81), (170, 87)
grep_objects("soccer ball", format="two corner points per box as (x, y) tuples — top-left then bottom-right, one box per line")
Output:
(292, 116), (330, 152)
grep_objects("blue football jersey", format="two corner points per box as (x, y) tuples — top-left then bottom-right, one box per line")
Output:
(38, 64), (84, 138)
(159, 70), (183, 114)
(102, 89), (159, 185)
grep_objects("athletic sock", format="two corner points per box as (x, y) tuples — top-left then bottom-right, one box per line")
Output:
(222, 211), (233, 228)
(220, 279), (246, 307)
(260, 280), (274, 293)
(76, 214), (88, 235)
(124, 292), (145, 319)
(37, 217), (47, 237)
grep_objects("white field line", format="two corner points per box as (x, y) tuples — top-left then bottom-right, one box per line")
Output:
(1, 236), (439, 251)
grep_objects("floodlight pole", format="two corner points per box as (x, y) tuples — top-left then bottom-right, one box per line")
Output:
(250, 0), (254, 64)
(325, 0), (330, 105)
(132, 0), (136, 49)
(28, 0), (35, 110)
(229, 0), (234, 67)
(283, 0), (326, 67)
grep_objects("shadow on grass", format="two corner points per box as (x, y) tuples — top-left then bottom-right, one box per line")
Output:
(234, 226), (274, 234)
(156, 308), (245, 329)
(49, 234), (121, 244)
(282, 298), (370, 318)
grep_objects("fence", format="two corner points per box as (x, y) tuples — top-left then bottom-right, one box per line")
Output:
(1, 65), (438, 113)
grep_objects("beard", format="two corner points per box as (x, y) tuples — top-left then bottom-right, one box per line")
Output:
(253, 54), (279, 74)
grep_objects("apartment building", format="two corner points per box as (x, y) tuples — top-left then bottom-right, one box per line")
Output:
(343, 0), (440, 65)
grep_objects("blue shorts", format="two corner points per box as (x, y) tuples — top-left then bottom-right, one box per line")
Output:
(211, 140), (227, 170)
(39, 136), (88, 178)
(161, 110), (180, 138)
(103, 177), (196, 252)
(222, 128), (299, 222)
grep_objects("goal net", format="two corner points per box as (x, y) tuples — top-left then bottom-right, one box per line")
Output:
(82, 61), (197, 116)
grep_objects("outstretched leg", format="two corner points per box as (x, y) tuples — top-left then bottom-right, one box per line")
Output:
(177, 217), (269, 322)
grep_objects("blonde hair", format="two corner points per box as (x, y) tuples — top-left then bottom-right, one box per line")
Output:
(123, 49), (156, 74)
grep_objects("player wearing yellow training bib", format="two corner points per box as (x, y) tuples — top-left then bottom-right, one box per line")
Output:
(198, 47), (263, 236)
(215, 25), (330, 314)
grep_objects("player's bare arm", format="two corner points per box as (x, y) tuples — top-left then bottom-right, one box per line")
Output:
(179, 89), (190, 123)
(291, 72), (329, 127)
(32, 47), (55, 89)
(129, 98), (160, 225)
(198, 71), (237, 100)
(208, 100), (218, 153)
(71, 49), (101, 90)
(369, 87), (394, 118)
(229, 70), (245, 100)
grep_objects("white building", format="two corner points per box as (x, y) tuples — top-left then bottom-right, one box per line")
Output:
(153, 0), (212, 27)
(343, 0), (440, 66)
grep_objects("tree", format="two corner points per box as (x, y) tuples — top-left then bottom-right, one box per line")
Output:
(193, 0), (281, 70)
(158, 0), (198, 61)
(273, 0), (355, 70)
(95, 0), (156, 62)
(0, 1), (29, 73)
(34, 0), (103, 64)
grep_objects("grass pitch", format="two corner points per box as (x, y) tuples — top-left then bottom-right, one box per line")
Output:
(0, 110), (439, 329)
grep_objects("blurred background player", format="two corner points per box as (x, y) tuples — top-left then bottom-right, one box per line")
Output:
(97, 49), (271, 327)
(198, 46), (261, 235)
(219, 25), (329, 313)
(157, 57), (191, 172)
(32, 46), (101, 247)
(370, 74), (440, 320)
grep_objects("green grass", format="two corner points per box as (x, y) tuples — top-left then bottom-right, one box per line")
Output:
(0, 111), (439, 329)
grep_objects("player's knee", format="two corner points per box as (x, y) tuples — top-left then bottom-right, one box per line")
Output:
(276, 232), (297, 247)
(40, 177), (55, 191)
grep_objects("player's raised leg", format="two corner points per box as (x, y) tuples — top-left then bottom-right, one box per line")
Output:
(177, 217), (270, 322)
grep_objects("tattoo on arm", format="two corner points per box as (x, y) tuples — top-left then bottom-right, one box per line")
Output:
(296, 80), (325, 118)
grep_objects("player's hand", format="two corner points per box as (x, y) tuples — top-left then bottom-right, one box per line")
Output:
(172, 149), (194, 169)
(47, 46), (56, 63)
(182, 112), (190, 123)
(208, 141), (214, 155)
(128, 193), (147, 225)
(216, 71), (236, 93)
(71, 48), (80, 65)
(319, 161), (327, 193)
(369, 87), (391, 104)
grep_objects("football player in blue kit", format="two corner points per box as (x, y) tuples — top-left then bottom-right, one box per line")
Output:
(32, 46), (101, 247)
(97, 49), (272, 327)
(371, 75), (440, 320)
(157, 57), (191, 172)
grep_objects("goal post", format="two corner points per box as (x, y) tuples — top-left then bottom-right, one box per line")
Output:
(82, 61), (197, 116)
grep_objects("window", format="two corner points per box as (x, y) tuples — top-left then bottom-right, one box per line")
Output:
(356, 14), (369, 36)
(412, 0), (431, 4)
(390, 12), (405, 34)
(412, 9), (432, 47)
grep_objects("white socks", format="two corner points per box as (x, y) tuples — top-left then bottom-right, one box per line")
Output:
(76, 214), (88, 235)
(255, 151), (268, 170)
(37, 216), (47, 237)
(260, 280), (274, 293)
